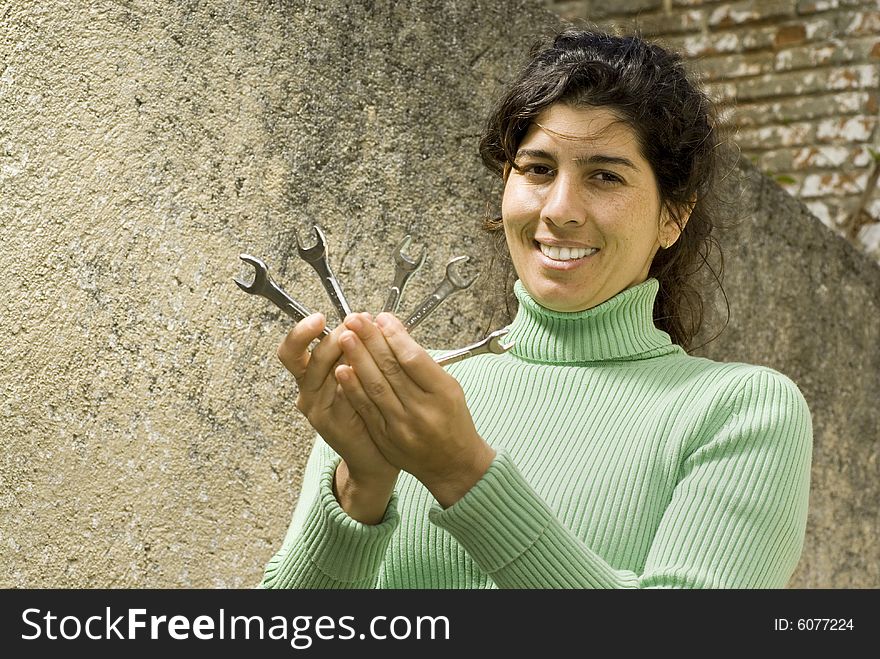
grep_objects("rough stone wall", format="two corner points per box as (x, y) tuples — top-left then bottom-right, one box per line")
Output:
(545, 0), (880, 261)
(693, 156), (880, 589)
(1, 0), (877, 588)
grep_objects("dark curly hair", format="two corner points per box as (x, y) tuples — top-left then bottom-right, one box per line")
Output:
(479, 26), (732, 350)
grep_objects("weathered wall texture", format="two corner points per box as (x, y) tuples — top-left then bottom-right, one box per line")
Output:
(693, 159), (880, 588)
(546, 0), (880, 261)
(1, 0), (877, 588)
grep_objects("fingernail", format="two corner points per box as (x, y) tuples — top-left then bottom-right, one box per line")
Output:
(376, 313), (390, 329)
(345, 315), (363, 331)
(340, 331), (356, 348)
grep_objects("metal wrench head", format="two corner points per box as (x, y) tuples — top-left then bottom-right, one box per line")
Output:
(394, 235), (426, 272)
(444, 255), (479, 290)
(294, 225), (327, 263)
(233, 254), (270, 295)
(485, 328), (516, 354)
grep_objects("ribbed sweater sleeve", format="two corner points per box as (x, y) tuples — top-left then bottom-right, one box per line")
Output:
(429, 369), (812, 589)
(260, 436), (399, 589)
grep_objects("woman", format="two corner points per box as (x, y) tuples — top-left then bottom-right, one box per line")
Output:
(260, 28), (812, 589)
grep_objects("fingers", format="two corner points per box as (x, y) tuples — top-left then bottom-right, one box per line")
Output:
(342, 314), (413, 393)
(373, 313), (444, 393)
(335, 365), (388, 441)
(277, 310), (440, 407)
(338, 319), (408, 419)
(301, 317), (355, 394)
(276, 313), (354, 390)
(276, 313), (326, 381)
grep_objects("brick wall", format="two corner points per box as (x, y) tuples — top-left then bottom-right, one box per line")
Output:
(542, 0), (880, 263)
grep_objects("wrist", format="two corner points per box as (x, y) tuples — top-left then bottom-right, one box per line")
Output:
(422, 442), (496, 509)
(333, 460), (398, 525)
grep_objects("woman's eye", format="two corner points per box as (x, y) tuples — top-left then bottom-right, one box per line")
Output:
(520, 164), (553, 177)
(595, 172), (623, 184)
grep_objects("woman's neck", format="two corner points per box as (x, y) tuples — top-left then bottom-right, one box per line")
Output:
(504, 279), (680, 364)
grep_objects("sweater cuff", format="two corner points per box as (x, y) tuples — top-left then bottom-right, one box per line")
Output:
(288, 457), (399, 585)
(427, 449), (550, 573)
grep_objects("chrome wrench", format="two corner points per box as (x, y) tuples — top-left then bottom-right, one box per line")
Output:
(434, 328), (515, 367)
(403, 256), (478, 331)
(383, 234), (426, 314)
(294, 224), (353, 322)
(233, 253), (331, 336)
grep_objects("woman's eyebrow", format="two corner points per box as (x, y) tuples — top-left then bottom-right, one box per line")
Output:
(515, 148), (640, 172)
(515, 148), (553, 160)
(575, 154), (640, 172)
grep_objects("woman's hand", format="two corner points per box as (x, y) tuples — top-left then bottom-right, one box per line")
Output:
(277, 313), (399, 523)
(334, 313), (496, 508)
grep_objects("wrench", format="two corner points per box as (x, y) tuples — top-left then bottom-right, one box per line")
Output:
(383, 234), (426, 314)
(434, 328), (515, 367)
(294, 224), (353, 322)
(233, 254), (331, 336)
(403, 256), (478, 331)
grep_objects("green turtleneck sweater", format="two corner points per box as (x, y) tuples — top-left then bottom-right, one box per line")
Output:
(260, 278), (812, 589)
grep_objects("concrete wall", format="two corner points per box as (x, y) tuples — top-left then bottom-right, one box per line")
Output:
(1, 0), (877, 588)
(693, 155), (880, 588)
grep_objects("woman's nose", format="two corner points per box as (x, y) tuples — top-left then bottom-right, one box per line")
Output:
(540, 174), (585, 226)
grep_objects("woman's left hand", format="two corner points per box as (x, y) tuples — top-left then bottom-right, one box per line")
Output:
(334, 312), (496, 508)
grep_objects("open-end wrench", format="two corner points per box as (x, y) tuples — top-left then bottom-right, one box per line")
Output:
(434, 328), (515, 367)
(294, 224), (353, 322)
(403, 256), (478, 331)
(233, 254), (331, 336)
(383, 234), (426, 314)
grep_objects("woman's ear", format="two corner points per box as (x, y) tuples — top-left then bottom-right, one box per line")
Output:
(658, 197), (696, 249)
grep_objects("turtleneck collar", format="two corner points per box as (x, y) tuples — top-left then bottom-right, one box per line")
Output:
(504, 279), (680, 364)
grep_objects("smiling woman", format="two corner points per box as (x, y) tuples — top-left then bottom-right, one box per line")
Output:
(259, 27), (813, 589)
(480, 29), (720, 348)
(501, 104), (675, 313)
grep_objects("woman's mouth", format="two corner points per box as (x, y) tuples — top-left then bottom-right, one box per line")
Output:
(535, 241), (599, 268)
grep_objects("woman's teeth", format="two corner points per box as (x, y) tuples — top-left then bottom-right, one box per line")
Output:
(538, 243), (598, 261)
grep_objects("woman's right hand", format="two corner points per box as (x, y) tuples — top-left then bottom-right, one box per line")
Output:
(277, 312), (399, 524)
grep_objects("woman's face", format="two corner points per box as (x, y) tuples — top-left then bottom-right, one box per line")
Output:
(501, 103), (682, 312)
